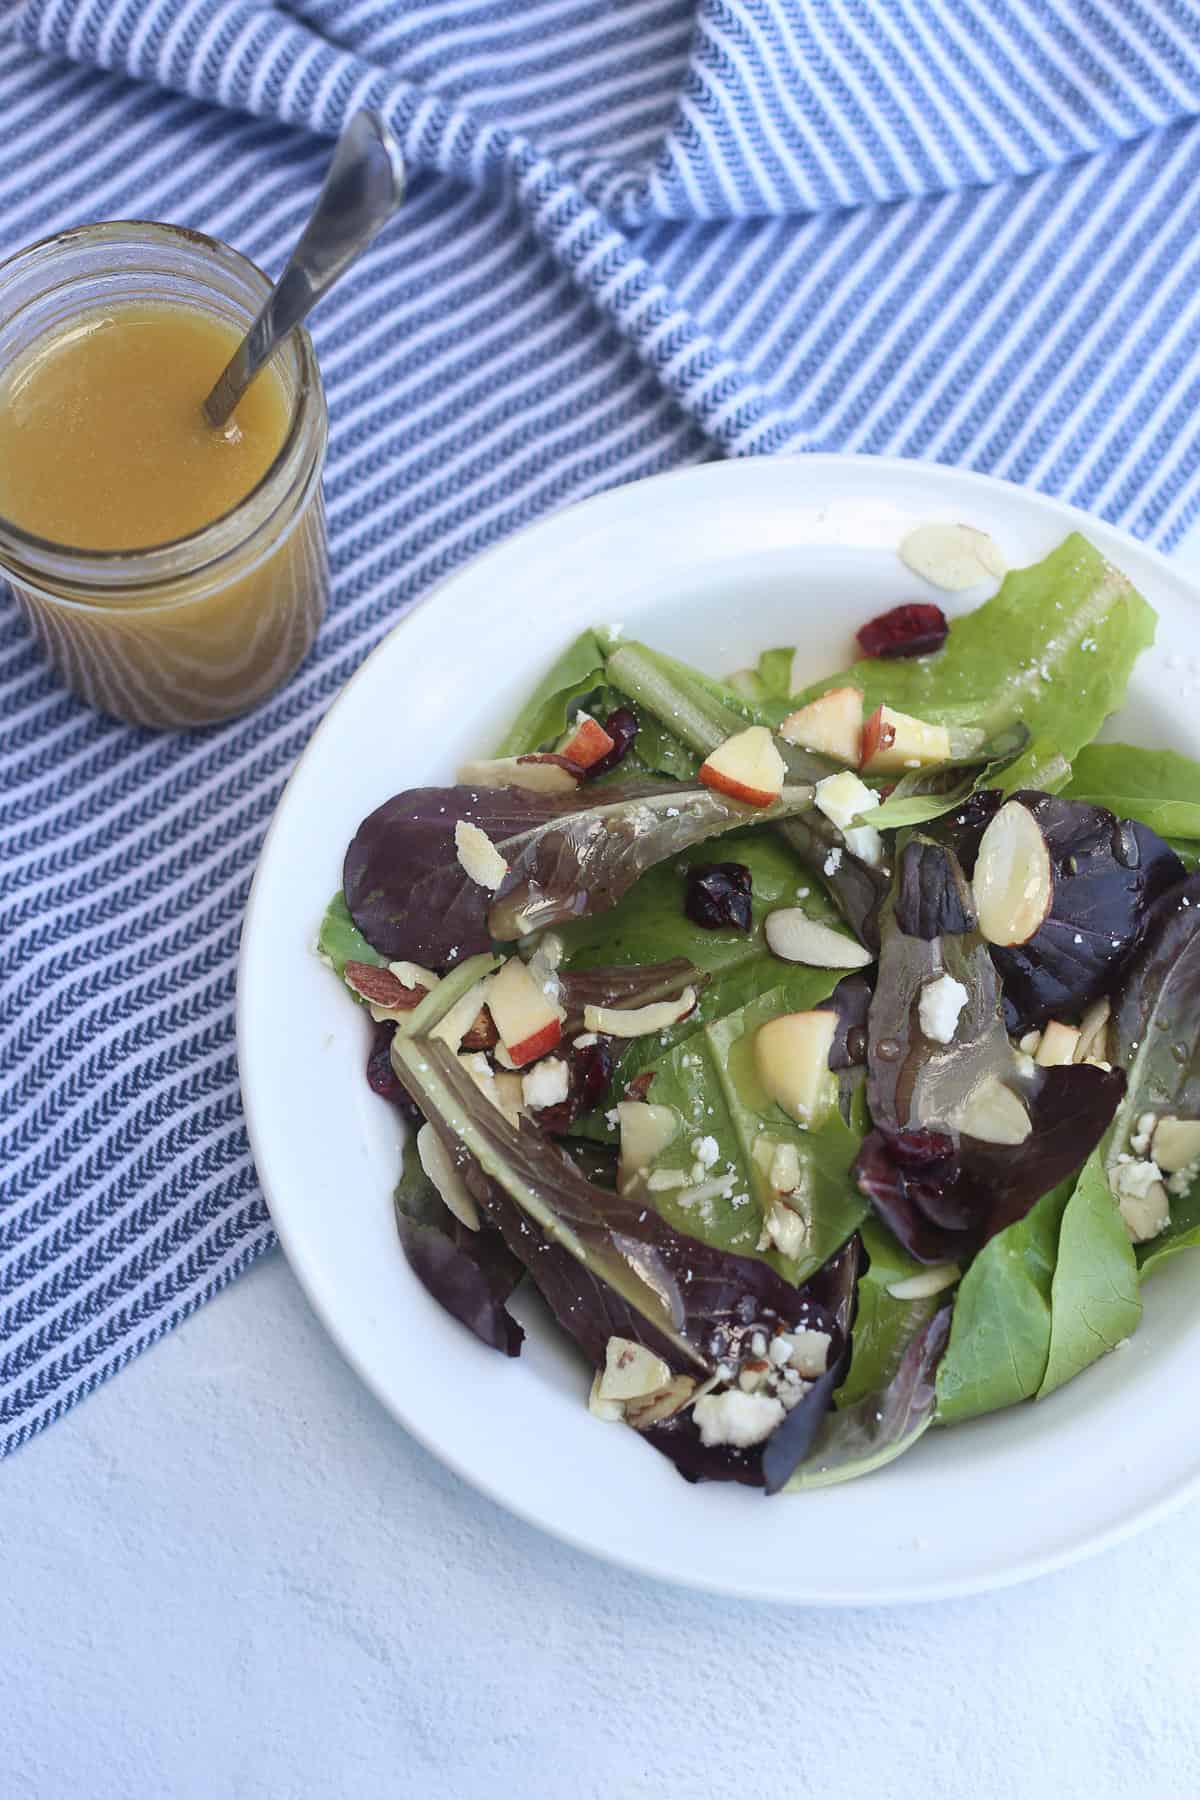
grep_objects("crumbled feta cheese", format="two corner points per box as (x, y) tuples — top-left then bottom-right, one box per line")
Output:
(1111, 1158), (1171, 1243)
(692, 1389), (785, 1449)
(814, 771), (883, 866)
(692, 1135), (720, 1170)
(823, 847), (843, 876)
(454, 819), (508, 890)
(572, 1032), (598, 1049)
(521, 1056), (570, 1111)
(918, 973), (969, 1044)
(776, 1327), (832, 1378)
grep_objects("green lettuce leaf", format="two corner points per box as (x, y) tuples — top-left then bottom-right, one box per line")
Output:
(864, 723), (1030, 832)
(317, 890), (388, 980)
(934, 1181), (1072, 1425)
(493, 629), (608, 756)
(632, 986), (866, 1285)
(1038, 1149), (1141, 1397)
(794, 533), (1156, 791)
(1061, 743), (1200, 842)
(838, 1218), (942, 1409)
(556, 829), (848, 1121)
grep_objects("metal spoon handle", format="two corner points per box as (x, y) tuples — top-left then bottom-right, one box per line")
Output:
(203, 110), (406, 429)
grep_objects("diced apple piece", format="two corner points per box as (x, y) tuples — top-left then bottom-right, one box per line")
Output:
(954, 1075), (1031, 1146)
(1036, 1020), (1080, 1067)
(617, 1101), (678, 1190)
(972, 800), (1053, 947)
(587, 1373), (625, 1423)
(583, 986), (697, 1038)
(753, 1012), (837, 1126)
(487, 954), (564, 1066)
(860, 704), (952, 774)
(779, 687), (863, 766)
(1151, 1116), (1200, 1176)
(416, 1123), (480, 1231)
(764, 908), (873, 970)
(597, 1336), (673, 1403)
(456, 754), (580, 795)
(557, 712), (615, 770)
(698, 725), (786, 808)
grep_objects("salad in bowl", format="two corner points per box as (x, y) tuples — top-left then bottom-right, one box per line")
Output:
(317, 526), (1200, 1496)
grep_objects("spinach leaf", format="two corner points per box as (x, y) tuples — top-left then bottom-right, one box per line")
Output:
(1038, 1149), (1141, 1397)
(493, 629), (608, 755)
(633, 986), (866, 1285)
(317, 890), (389, 979)
(934, 1181), (1071, 1424)
(1062, 743), (1200, 843)
(793, 533), (1156, 791)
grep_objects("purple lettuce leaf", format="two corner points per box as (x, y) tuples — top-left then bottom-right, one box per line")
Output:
(557, 957), (703, 1035)
(391, 1027), (863, 1487)
(938, 790), (1186, 1033)
(392, 1135), (525, 1357)
(778, 1305), (951, 1491)
(856, 1064), (1124, 1263)
(344, 779), (815, 967)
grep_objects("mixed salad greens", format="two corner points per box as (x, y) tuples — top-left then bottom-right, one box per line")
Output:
(318, 525), (1200, 1493)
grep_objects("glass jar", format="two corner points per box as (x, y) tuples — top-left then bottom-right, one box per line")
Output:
(0, 222), (329, 730)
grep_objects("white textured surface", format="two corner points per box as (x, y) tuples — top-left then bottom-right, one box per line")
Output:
(4, 522), (1200, 1797)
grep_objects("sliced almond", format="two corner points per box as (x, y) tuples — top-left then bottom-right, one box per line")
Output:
(343, 960), (428, 1021)
(459, 1006), (499, 1051)
(597, 1336), (672, 1402)
(1074, 996), (1111, 1064)
(886, 1264), (960, 1300)
(763, 1199), (807, 1260)
(416, 1123), (480, 1231)
(972, 800), (1053, 946)
(899, 522), (1007, 591)
(431, 975), (495, 1054)
(624, 1375), (698, 1430)
(767, 1140), (803, 1196)
(583, 987), (697, 1038)
(456, 754), (580, 794)
(764, 908), (873, 970)
(454, 819), (509, 891)
(955, 1075), (1032, 1146)
(1036, 1020), (1080, 1067)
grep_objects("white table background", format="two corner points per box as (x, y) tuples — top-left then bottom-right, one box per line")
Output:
(5, 522), (1200, 1800)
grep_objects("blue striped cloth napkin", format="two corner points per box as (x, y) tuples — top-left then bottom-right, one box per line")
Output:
(4, 0), (1200, 1454)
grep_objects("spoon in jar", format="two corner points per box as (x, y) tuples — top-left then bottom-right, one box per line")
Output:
(202, 109), (406, 430)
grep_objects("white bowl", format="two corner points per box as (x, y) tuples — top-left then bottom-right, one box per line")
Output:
(238, 456), (1200, 1604)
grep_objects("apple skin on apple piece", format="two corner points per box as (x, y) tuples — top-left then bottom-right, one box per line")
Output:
(778, 687), (863, 766)
(698, 725), (787, 808)
(487, 954), (565, 1067)
(859, 704), (952, 775)
(558, 712), (616, 770)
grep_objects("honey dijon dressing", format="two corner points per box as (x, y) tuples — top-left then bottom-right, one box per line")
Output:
(0, 223), (329, 731)
(0, 303), (291, 550)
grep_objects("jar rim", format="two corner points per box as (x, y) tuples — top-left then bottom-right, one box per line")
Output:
(0, 220), (326, 591)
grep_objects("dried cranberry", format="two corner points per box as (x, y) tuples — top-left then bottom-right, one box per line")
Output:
(857, 602), (948, 660)
(585, 707), (638, 778)
(623, 1070), (656, 1102)
(885, 1127), (957, 1170)
(685, 862), (753, 932)
(367, 1020), (423, 1125)
(535, 1036), (615, 1133)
